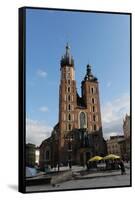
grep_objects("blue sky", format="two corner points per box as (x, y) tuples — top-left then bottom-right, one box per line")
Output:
(26, 8), (130, 145)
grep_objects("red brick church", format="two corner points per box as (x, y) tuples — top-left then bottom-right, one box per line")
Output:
(39, 44), (106, 170)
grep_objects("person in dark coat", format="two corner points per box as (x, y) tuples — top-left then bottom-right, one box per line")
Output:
(119, 159), (126, 175)
(86, 161), (90, 170)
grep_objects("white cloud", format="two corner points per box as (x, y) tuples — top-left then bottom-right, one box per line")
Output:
(37, 69), (47, 78)
(101, 93), (130, 139)
(39, 106), (49, 112)
(26, 118), (53, 146)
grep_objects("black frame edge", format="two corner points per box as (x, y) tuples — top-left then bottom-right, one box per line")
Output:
(19, 7), (26, 193)
(21, 6), (131, 15)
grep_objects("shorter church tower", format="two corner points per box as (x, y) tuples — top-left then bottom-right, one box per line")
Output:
(81, 64), (104, 155)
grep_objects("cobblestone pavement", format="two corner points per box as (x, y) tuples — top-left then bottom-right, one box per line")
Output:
(26, 168), (131, 192)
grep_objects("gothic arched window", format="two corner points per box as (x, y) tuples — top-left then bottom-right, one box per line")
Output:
(45, 150), (50, 161)
(93, 114), (96, 121)
(94, 124), (97, 131)
(68, 124), (71, 130)
(68, 113), (71, 121)
(68, 104), (71, 111)
(92, 98), (95, 104)
(91, 87), (94, 94)
(80, 112), (87, 128)
(68, 87), (70, 92)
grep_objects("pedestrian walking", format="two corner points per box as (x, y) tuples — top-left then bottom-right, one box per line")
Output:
(119, 159), (126, 175)
(86, 161), (89, 170)
(68, 160), (72, 169)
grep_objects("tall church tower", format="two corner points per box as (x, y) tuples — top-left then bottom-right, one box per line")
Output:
(59, 44), (77, 150)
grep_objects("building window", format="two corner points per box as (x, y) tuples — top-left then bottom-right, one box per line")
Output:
(93, 114), (96, 121)
(68, 80), (70, 85)
(94, 124), (97, 131)
(91, 87), (94, 94)
(92, 106), (95, 112)
(68, 95), (70, 101)
(80, 112), (87, 128)
(69, 124), (71, 130)
(68, 87), (70, 92)
(92, 98), (95, 104)
(91, 87), (97, 94)
(68, 104), (71, 111)
(68, 113), (71, 121)
(92, 97), (97, 104)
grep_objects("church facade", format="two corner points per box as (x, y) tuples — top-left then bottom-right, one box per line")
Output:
(39, 44), (106, 170)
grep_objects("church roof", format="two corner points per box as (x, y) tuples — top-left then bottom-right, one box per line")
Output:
(76, 93), (86, 108)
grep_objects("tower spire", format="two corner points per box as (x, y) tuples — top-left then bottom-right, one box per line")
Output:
(60, 43), (74, 67)
(84, 64), (97, 82)
(86, 64), (92, 76)
(65, 43), (71, 58)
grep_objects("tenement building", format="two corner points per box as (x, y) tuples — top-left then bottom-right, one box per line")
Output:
(106, 135), (126, 158)
(123, 114), (130, 139)
(26, 143), (36, 167)
(39, 44), (106, 170)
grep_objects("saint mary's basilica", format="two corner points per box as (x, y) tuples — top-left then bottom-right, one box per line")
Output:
(39, 44), (106, 170)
